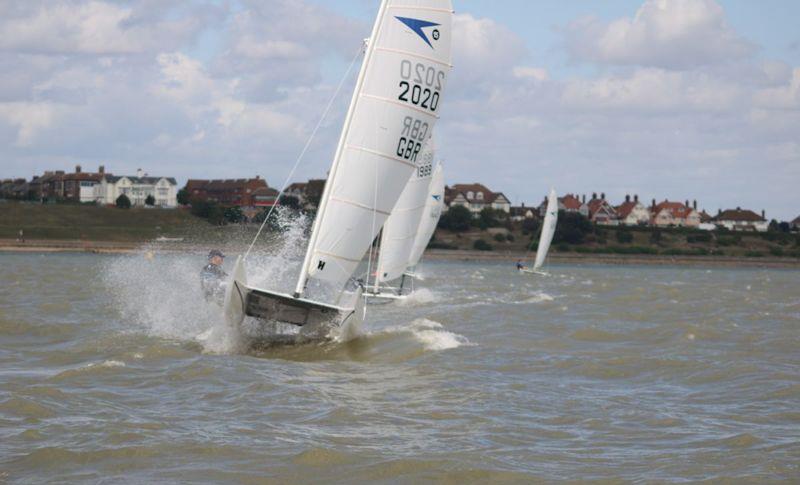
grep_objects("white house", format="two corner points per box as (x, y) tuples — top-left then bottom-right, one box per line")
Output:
(713, 208), (768, 232)
(445, 183), (511, 214)
(95, 170), (178, 207)
(615, 195), (650, 226)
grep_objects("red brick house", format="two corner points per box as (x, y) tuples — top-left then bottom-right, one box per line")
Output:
(184, 177), (268, 207)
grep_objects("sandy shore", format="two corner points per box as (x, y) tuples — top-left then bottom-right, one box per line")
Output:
(2, 239), (799, 269)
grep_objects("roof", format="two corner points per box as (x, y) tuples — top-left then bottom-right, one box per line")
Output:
(792, 215), (800, 225)
(106, 175), (178, 185)
(510, 206), (535, 217)
(62, 172), (104, 182)
(714, 209), (765, 222)
(587, 197), (616, 217)
(286, 182), (307, 192)
(446, 183), (507, 205)
(653, 201), (694, 219)
(615, 200), (641, 219)
(183, 178), (262, 191)
(559, 194), (584, 210)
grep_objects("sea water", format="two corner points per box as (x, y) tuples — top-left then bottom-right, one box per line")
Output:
(1, 251), (799, 482)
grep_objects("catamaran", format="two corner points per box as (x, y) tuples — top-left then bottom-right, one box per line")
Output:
(520, 188), (558, 275)
(223, 0), (453, 337)
(369, 143), (444, 300)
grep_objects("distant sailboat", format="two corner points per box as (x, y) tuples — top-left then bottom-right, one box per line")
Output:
(369, 141), (443, 300)
(520, 188), (558, 275)
(223, 0), (453, 336)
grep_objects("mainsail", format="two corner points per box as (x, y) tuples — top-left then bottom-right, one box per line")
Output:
(407, 161), (444, 269)
(295, 0), (454, 297)
(534, 189), (558, 271)
(375, 139), (436, 285)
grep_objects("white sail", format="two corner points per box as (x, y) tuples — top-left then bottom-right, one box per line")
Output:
(295, 0), (453, 296)
(407, 161), (444, 269)
(533, 188), (558, 271)
(376, 139), (436, 284)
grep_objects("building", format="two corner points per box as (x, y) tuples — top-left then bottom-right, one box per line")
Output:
(0, 179), (28, 199)
(285, 182), (307, 203)
(184, 177), (268, 207)
(60, 165), (107, 203)
(283, 179), (326, 208)
(252, 187), (279, 207)
(445, 183), (511, 213)
(713, 208), (768, 232)
(509, 204), (537, 222)
(586, 192), (618, 225)
(792, 215), (800, 231)
(545, 193), (589, 217)
(33, 170), (66, 200)
(95, 169), (178, 207)
(651, 200), (700, 227)
(615, 194), (650, 226)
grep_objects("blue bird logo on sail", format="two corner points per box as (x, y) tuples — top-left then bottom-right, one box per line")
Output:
(432, 195), (442, 201)
(395, 17), (441, 48)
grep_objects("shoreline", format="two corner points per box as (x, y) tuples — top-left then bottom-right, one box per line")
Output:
(2, 239), (799, 269)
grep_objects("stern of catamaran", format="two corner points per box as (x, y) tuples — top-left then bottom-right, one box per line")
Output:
(224, 256), (363, 330)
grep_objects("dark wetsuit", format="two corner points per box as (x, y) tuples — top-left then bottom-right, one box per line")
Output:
(201, 263), (228, 302)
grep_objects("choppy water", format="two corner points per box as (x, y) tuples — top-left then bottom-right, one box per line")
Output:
(1, 252), (799, 483)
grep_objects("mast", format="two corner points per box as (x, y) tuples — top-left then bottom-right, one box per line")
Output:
(294, 0), (390, 298)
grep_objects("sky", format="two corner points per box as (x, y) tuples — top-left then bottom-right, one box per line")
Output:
(1, 0), (798, 219)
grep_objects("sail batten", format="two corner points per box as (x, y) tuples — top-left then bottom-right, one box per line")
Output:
(296, 0), (453, 294)
(359, 94), (443, 118)
(374, 47), (453, 67)
(346, 145), (419, 168)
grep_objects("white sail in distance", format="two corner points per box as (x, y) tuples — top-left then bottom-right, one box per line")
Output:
(534, 189), (558, 271)
(376, 139), (436, 284)
(407, 161), (444, 270)
(295, 0), (453, 296)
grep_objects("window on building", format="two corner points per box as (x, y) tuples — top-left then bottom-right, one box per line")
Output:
(467, 191), (474, 199)
(476, 192), (484, 200)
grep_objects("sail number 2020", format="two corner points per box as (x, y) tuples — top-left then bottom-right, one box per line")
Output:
(398, 60), (444, 112)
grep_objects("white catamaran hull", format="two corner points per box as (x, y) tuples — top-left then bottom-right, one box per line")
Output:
(224, 257), (364, 341)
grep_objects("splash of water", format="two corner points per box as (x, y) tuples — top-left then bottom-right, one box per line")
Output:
(381, 318), (472, 351)
(397, 288), (438, 306)
(103, 207), (322, 353)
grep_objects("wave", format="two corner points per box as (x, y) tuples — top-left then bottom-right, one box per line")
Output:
(381, 318), (473, 351)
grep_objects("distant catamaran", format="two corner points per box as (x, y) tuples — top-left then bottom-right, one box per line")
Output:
(223, 0), (453, 335)
(520, 188), (558, 275)
(369, 140), (444, 300)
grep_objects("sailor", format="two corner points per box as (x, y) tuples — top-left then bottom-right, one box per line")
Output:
(201, 249), (228, 302)
(516, 260), (525, 271)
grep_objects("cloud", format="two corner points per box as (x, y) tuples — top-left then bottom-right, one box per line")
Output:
(0, 1), (215, 55)
(561, 68), (744, 114)
(0, 101), (64, 146)
(754, 68), (800, 109)
(565, 0), (755, 69)
(0, 0), (797, 219)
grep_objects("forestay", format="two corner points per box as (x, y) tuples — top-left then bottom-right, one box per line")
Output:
(534, 189), (558, 271)
(376, 139), (436, 284)
(407, 161), (444, 269)
(296, 0), (453, 295)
